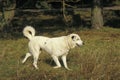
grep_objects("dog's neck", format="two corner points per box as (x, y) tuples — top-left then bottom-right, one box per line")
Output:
(65, 36), (76, 49)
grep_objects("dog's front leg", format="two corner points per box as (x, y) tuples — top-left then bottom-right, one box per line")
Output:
(52, 55), (61, 69)
(61, 55), (71, 70)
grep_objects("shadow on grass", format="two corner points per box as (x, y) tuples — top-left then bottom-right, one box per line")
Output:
(105, 18), (120, 28)
(0, 12), (90, 39)
(44, 58), (71, 68)
(44, 59), (56, 67)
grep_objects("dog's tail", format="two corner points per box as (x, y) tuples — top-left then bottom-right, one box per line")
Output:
(23, 26), (35, 40)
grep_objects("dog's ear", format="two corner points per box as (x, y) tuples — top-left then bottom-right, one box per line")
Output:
(71, 35), (76, 40)
(71, 36), (75, 39)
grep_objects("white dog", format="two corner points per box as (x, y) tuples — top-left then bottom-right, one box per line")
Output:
(22, 26), (83, 70)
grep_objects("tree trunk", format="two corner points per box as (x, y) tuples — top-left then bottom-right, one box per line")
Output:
(0, 0), (16, 29)
(91, 0), (103, 29)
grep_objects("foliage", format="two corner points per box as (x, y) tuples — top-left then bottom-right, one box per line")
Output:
(0, 0), (120, 29)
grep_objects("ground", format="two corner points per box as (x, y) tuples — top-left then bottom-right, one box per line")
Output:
(0, 27), (120, 80)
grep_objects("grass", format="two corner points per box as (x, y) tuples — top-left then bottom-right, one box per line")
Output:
(0, 27), (120, 80)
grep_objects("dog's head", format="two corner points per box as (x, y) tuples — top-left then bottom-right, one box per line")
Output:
(68, 33), (84, 48)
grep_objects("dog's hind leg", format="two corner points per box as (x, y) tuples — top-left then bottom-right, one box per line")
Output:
(33, 51), (41, 69)
(22, 53), (31, 63)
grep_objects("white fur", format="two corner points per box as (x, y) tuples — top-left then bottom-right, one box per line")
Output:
(22, 26), (83, 70)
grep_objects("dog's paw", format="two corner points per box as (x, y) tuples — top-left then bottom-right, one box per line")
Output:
(53, 66), (61, 69)
(22, 60), (25, 64)
(33, 63), (39, 70)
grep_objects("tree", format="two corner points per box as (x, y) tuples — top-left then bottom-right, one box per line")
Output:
(0, 0), (16, 29)
(91, 0), (103, 29)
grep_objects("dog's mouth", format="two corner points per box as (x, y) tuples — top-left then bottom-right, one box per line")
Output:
(76, 43), (81, 47)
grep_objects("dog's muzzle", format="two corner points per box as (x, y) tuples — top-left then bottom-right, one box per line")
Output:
(76, 41), (84, 47)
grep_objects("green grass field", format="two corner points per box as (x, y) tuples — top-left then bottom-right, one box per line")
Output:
(0, 27), (120, 80)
